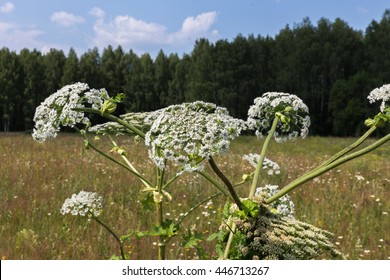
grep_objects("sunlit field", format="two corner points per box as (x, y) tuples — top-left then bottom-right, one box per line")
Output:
(0, 133), (389, 260)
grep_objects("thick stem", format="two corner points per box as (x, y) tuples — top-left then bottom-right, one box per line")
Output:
(317, 125), (376, 168)
(268, 126), (377, 198)
(265, 133), (390, 204)
(224, 115), (280, 259)
(223, 222), (236, 259)
(92, 215), (126, 260)
(156, 166), (166, 260)
(209, 157), (243, 210)
(248, 116), (280, 197)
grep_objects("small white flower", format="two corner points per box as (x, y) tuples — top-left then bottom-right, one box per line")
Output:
(367, 84), (390, 112)
(355, 174), (365, 181)
(60, 191), (103, 217)
(247, 92), (310, 142)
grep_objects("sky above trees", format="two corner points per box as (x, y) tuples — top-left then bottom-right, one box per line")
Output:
(0, 0), (389, 56)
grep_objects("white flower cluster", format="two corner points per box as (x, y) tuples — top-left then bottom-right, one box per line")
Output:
(247, 92), (310, 142)
(242, 153), (280, 175)
(32, 83), (108, 142)
(255, 185), (294, 217)
(367, 84), (390, 112)
(60, 191), (103, 217)
(144, 101), (247, 172)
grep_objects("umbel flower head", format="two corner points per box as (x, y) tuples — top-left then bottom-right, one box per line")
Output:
(367, 84), (390, 112)
(144, 101), (247, 172)
(247, 92), (310, 142)
(60, 191), (103, 217)
(32, 83), (109, 142)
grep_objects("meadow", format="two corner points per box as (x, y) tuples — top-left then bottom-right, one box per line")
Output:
(0, 133), (389, 260)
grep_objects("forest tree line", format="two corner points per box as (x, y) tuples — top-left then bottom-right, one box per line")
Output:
(1, 10), (390, 136)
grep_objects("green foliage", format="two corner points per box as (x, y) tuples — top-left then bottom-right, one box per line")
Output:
(235, 199), (259, 219)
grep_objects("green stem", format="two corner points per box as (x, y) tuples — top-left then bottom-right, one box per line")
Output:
(75, 107), (145, 138)
(265, 133), (390, 204)
(224, 115), (280, 259)
(91, 215), (126, 260)
(208, 157), (243, 210)
(249, 115), (280, 198)
(109, 137), (151, 189)
(276, 126), (377, 195)
(223, 222), (236, 259)
(175, 191), (222, 227)
(198, 171), (231, 198)
(156, 165), (166, 260)
(81, 133), (153, 188)
(162, 174), (180, 190)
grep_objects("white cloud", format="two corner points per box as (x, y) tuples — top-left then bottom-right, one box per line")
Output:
(89, 7), (105, 18)
(91, 11), (218, 52)
(92, 15), (167, 48)
(357, 7), (369, 14)
(51, 11), (86, 27)
(170, 12), (218, 42)
(0, 2), (14, 13)
(0, 21), (48, 51)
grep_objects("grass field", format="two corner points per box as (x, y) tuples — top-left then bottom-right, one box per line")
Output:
(0, 133), (389, 260)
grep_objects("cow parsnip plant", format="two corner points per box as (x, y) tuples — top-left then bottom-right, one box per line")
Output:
(32, 83), (390, 260)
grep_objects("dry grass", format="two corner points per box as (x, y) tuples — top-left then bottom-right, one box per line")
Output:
(0, 133), (389, 259)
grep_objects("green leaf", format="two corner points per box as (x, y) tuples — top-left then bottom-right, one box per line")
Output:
(236, 199), (259, 218)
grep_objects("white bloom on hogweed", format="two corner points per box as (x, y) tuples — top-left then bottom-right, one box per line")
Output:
(144, 101), (247, 173)
(367, 84), (390, 112)
(247, 92), (310, 142)
(60, 191), (103, 217)
(32, 83), (109, 142)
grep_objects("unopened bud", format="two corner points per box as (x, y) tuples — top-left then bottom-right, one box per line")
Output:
(100, 100), (117, 114)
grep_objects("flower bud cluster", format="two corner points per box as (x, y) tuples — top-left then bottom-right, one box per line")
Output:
(233, 203), (342, 260)
(235, 205), (342, 259)
(242, 153), (281, 176)
(32, 83), (108, 142)
(144, 101), (247, 172)
(247, 92), (310, 142)
(60, 191), (103, 217)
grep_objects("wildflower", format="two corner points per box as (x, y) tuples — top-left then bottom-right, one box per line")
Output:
(60, 191), (103, 217)
(144, 101), (247, 172)
(243, 153), (280, 175)
(32, 83), (108, 142)
(247, 92), (310, 142)
(355, 174), (365, 181)
(255, 184), (295, 217)
(367, 84), (390, 112)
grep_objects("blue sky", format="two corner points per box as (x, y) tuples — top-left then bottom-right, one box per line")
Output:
(0, 0), (389, 57)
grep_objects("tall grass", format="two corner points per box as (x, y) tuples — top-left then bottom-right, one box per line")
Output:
(0, 133), (389, 259)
